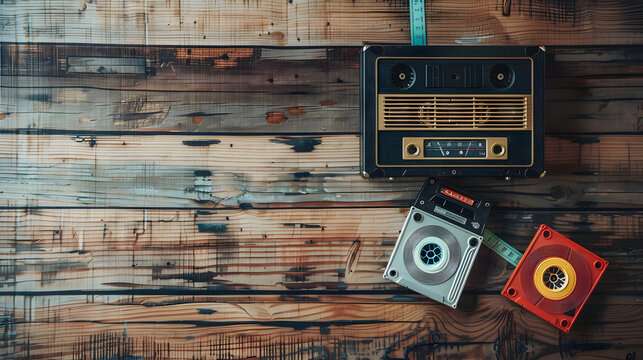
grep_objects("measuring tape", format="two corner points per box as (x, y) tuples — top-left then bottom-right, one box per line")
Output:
(409, 0), (426, 46)
(408, 1), (519, 266)
(483, 229), (523, 267)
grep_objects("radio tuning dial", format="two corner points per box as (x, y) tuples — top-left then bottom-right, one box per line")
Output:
(406, 143), (420, 156)
(491, 144), (506, 156)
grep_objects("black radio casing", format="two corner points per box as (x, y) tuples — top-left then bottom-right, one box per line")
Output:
(360, 45), (545, 178)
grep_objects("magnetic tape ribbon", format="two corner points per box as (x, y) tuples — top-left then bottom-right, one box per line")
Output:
(483, 229), (523, 267)
(409, 0), (426, 46)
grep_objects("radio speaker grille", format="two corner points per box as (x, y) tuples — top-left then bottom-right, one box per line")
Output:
(379, 95), (531, 130)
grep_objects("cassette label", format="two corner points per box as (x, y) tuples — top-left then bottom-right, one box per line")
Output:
(435, 206), (467, 225)
(441, 187), (475, 206)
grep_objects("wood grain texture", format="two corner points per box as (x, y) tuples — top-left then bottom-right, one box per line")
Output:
(0, 133), (640, 209)
(1, 0), (643, 46)
(2, 45), (642, 133)
(0, 294), (641, 359)
(0, 208), (640, 294)
(1, 3), (642, 357)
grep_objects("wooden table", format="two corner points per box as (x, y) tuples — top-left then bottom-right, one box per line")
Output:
(0, 1), (642, 359)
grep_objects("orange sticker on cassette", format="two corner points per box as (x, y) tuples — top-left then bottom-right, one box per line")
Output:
(441, 187), (474, 206)
(501, 225), (608, 332)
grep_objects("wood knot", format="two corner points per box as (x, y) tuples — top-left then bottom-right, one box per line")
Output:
(550, 185), (569, 200)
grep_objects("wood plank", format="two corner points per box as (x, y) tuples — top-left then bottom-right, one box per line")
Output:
(0, 295), (640, 359)
(0, 45), (360, 133)
(6, 294), (640, 325)
(1, 45), (642, 133)
(1, 209), (640, 294)
(0, 134), (640, 209)
(1, 0), (642, 46)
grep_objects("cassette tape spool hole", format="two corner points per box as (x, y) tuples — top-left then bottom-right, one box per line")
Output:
(534, 257), (576, 300)
(413, 237), (450, 274)
(543, 266), (568, 290)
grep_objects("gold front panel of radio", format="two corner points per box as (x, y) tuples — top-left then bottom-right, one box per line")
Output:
(402, 137), (509, 160)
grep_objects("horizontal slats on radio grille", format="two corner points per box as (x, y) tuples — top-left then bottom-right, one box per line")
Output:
(381, 96), (528, 129)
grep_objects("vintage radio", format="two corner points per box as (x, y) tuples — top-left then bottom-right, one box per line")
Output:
(360, 45), (545, 178)
(384, 178), (491, 307)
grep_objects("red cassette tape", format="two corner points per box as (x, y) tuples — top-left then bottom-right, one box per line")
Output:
(502, 225), (608, 332)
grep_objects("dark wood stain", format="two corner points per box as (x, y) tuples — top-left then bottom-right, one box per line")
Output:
(196, 308), (217, 314)
(153, 271), (217, 283)
(197, 223), (227, 233)
(270, 136), (322, 152)
(193, 170), (212, 177)
(26, 93), (51, 102)
(283, 223), (322, 228)
(182, 139), (222, 146)
(284, 266), (314, 282)
(293, 171), (311, 180)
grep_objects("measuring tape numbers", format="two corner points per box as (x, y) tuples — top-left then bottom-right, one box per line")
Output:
(409, 0), (426, 46)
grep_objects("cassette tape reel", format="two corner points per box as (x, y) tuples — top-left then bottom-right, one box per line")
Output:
(384, 178), (491, 307)
(502, 225), (608, 332)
